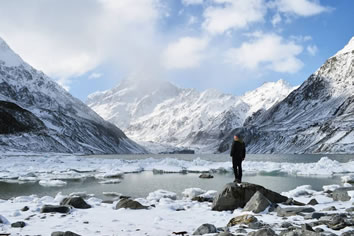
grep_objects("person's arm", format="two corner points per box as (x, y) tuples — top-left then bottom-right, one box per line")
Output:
(242, 143), (246, 160)
(230, 141), (235, 157)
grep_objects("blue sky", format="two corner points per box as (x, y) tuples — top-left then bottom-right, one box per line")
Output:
(0, 0), (353, 101)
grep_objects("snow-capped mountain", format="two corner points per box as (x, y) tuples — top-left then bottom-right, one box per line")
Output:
(87, 75), (294, 153)
(219, 36), (354, 154)
(0, 37), (145, 154)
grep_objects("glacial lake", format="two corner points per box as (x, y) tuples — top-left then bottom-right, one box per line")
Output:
(0, 154), (353, 200)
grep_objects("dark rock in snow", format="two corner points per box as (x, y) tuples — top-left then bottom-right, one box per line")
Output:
(307, 199), (319, 205)
(11, 221), (26, 228)
(212, 182), (288, 211)
(301, 224), (314, 232)
(21, 206), (29, 211)
(276, 206), (315, 217)
(192, 196), (213, 203)
(248, 228), (277, 236)
(51, 231), (81, 236)
(304, 212), (326, 220)
(199, 173), (214, 179)
(115, 198), (148, 210)
(60, 196), (91, 209)
(40, 205), (71, 214)
(243, 191), (271, 213)
(346, 207), (354, 212)
(192, 223), (217, 235)
(321, 206), (337, 211)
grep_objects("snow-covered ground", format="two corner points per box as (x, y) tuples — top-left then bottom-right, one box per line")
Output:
(0, 154), (353, 235)
(0, 180), (353, 235)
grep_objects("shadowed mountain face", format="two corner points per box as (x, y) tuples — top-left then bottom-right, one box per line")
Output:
(219, 37), (354, 154)
(0, 37), (146, 154)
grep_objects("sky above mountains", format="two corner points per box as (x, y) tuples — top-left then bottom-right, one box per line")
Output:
(0, 0), (353, 101)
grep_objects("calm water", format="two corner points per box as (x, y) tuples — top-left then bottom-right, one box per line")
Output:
(0, 154), (352, 200)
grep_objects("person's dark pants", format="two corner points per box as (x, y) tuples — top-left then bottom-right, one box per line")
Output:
(232, 157), (242, 182)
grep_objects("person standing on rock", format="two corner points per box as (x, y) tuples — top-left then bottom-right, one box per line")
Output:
(230, 134), (246, 183)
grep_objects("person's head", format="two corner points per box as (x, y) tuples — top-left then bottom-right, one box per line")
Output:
(234, 135), (239, 141)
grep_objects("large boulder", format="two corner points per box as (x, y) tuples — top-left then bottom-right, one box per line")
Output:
(212, 182), (288, 211)
(60, 196), (91, 209)
(332, 187), (354, 201)
(115, 198), (148, 210)
(243, 191), (271, 213)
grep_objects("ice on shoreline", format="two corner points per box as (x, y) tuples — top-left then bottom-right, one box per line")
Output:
(0, 155), (354, 185)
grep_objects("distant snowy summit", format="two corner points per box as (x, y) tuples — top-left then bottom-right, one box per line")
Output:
(219, 36), (354, 154)
(87, 74), (295, 153)
(0, 37), (146, 154)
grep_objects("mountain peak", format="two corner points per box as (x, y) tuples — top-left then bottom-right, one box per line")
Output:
(335, 36), (354, 56)
(0, 37), (25, 67)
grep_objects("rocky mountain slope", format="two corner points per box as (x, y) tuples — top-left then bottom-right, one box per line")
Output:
(0, 37), (145, 154)
(219, 36), (354, 154)
(88, 77), (294, 153)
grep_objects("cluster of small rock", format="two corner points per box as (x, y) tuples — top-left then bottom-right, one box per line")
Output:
(191, 183), (354, 236)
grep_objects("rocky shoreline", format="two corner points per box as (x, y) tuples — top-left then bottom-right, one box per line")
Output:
(0, 182), (353, 235)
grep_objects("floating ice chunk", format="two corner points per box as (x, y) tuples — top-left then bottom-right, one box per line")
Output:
(343, 183), (353, 187)
(199, 190), (218, 200)
(147, 189), (177, 202)
(103, 192), (122, 197)
(348, 191), (354, 199)
(341, 175), (354, 183)
(182, 188), (206, 199)
(38, 196), (55, 203)
(39, 179), (67, 187)
(98, 179), (121, 184)
(95, 170), (124, 179)
(69, 192), (94, 198)
(87, 197), (102, 206)
(13, 195), (37, 203)
(323, 184), (341, 192)
(282, 185), (316, 198)
(158, 198), (185, 211)
(54, 192), (67, 203)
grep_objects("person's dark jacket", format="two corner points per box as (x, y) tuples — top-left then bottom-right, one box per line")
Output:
(230, 139), (246, 162)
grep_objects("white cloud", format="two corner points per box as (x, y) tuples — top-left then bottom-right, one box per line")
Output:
(162, 37), (209, 69)
(0, 0), (163, 89)
(272, 0), (329, 17)
(182, 0), (204, 5)
(271, 13), (282, 26)
(88, 72), (103, 79)
(202, 0), (267, 34)
(307, 45), (318, 56)
(226, 33), (303, 73)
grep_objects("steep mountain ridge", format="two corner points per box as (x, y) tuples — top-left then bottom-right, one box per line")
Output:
(0, 37), (145, 154)
(219, 36), (354, 154)
(88, 75), (294, 153)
